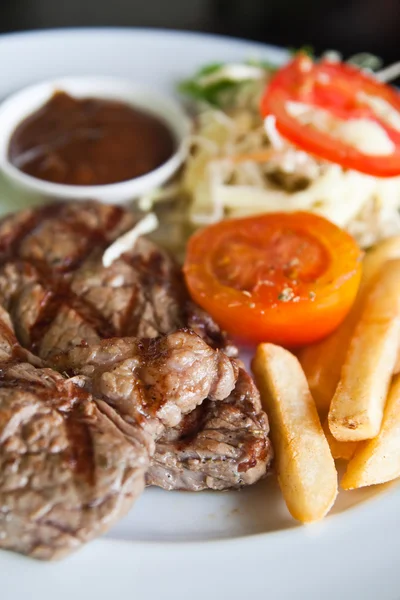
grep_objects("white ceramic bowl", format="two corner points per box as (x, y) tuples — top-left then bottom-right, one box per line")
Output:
(0, 76), (190, 204)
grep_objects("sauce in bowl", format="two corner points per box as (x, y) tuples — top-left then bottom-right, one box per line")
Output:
(8, 91), (176, 186)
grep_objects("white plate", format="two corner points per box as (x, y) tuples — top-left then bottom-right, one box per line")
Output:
(1, 28), (399, 600)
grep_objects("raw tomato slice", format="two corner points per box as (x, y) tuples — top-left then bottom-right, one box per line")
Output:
(261, 55), (400, 177)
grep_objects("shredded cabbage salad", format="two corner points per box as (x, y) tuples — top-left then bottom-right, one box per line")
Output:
(174, 51), (400, 249)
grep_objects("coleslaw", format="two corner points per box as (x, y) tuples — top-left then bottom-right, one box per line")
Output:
(178, 53), (400, 248)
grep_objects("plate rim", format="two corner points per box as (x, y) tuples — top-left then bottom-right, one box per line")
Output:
(0, 25), (288, 55)
(0, 28), (399, 600)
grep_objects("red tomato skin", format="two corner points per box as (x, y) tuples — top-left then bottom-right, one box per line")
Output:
(261, 55), (400, 178)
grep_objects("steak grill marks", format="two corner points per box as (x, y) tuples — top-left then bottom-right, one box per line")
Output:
(120, 248), (183, 337)
(0, 318), (97, 489)
(0, 310), (240, 559)
(27, 265), (117, 349)
(0, 201), (231, 357)
(0, 203), (129, 351)
(0, 201), (272, 560)
(147, 368), (273, 491)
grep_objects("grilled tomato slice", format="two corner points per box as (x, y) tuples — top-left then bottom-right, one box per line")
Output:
(184, 212), (362, 347)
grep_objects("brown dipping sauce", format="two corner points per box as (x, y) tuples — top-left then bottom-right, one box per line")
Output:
(8, 91), (176, 186)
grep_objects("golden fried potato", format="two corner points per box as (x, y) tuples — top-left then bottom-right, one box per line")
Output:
(322, 419), (358, 461)
(299, 236), (400, 416)
(342, 375), (400, 489)
(329, 260), (400, 442)
(299, 328), (352, 417)
(252, 343), (337, 523)
(394, 351), (400, 376)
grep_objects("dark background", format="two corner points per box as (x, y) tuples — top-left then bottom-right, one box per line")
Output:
(1, 0), (399, 62)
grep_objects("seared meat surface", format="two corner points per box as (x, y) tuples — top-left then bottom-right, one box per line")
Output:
(52, 330), (238, 428)
(0, 201), (236, 359)
(0, 311), (239, 559)
(147, 369), (272, 491)
(0, 308), (147, 559)
(0, 366), (148, 560)
(0, 201), (272, 559)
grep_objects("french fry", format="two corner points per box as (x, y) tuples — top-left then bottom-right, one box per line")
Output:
(252, 343), (337, 523)
(322, 419), (358, 461)
(299, 236), (400, 416)
(342, 375), (400, 489)
(394, 351), (400, 375)
(298, 327), (352, 417)
(329, 260), (400, 442)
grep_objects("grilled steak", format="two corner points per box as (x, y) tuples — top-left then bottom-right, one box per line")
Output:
(0, 201), (236, 359)
(51, 329), (239, 435)
(0, 200), (273, 559)
(0, 309), (238, 559)
(147, 368), (272, 491)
